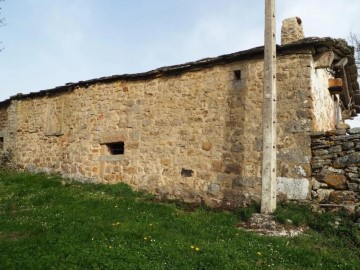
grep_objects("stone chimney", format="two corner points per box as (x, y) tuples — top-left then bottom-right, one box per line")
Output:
(281, 17), (304, 45)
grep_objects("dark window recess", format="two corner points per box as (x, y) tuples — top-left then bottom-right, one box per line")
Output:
(106, 142), (124, 155)
(181, 168), (194, 177)
(0, 137), (3, 150)
(234, 70), (241, 80)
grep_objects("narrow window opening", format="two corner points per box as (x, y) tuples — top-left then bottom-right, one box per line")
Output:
(106, 142), (124, 155)
(0, 137), (3, 150)
(234, 70), (242, 80)
(181, 168), (194, 177)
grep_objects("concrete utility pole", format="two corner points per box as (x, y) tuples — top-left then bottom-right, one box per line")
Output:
(261, 0), (277, 214)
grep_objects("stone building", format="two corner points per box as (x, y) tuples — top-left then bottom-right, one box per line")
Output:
(0, 17), (359, 207)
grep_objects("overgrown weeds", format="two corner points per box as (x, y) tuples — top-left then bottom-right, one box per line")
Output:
(274, 202), (360, 248)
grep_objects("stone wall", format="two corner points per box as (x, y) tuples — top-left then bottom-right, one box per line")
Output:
(1, 47), (341, 208)
(310, 65), (337, 131)
(276, 53), (314, 200)
(0, 104), (9, 152)
(0, 104), (8, 130)
(1, 50), (317, 208)
(311, 125), (360, 211)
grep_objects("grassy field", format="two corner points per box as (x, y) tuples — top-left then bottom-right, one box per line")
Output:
(0, 170), (359, 269)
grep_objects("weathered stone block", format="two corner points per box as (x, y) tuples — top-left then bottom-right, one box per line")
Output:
(224, 163), (240, 174)
(232, 176), (258, 188)
(336, 123), (350, 130)
(329, 191), (357, 204)
(126, 141), (139, 150)
(349, 178), (360, 184)
(276, 177), (310, 200)
(311, 131), (326, 137)
(311, 177), (322, 190)
(315, 189), (333, 203)
(320, 173), (347, 190)
(211, 160), (223, 173)
(322, 166), (345, 174)
(208, 183), (220, 195)
(328, 145), (342, 154)
(348, 183), (359, 191)
(313, 149), (329, 156)
(334, 129), (346, 136)
(201, 142), (212, 151)
(99, 131), (128, 144)
(333, 152), (360, 168)
(311, 162), (324, 169)
(160, 158), (172, 167)
(342, 142), (355, 150)
(346, 172), (359, 179)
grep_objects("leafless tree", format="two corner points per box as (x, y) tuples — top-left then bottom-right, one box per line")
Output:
(0, 0), (4, 52)
(348, 32), (360, 77)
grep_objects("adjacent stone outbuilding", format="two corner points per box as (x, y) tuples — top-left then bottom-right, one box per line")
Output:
(0, 18), (359, 207)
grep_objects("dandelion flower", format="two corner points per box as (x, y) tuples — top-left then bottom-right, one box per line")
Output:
(257, 252), (261, 256)
(191, 245), (195, 249)
(144, 237), (147, 240)
(195, 247), (200, 251)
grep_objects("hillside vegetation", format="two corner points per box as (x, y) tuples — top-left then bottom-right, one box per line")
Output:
(0, 170), (359, 269)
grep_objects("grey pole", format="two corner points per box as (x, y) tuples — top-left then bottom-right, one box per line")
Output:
(261, 0), (277, 214)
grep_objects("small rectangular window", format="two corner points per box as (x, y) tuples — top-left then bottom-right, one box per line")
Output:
(0, 137), (3, 150)
(106, 142), (124, 155)
(234, 70), (241, 80)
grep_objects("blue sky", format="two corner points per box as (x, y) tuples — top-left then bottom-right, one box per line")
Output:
(0, 0), (360, 102)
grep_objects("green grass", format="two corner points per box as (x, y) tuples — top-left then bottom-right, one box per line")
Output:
(0, 170), (359, 269)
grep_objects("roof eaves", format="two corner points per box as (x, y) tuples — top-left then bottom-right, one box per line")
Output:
(0, 37), (356, 105)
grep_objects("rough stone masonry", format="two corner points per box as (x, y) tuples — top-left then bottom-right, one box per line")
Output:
(0, 18), (359, 209)
(311, 125), (360, 213)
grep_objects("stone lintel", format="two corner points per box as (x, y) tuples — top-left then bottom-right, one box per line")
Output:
(99, 131), (128, 144)
(314, 51), (335, 69)
(99, 155), (125, 162)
